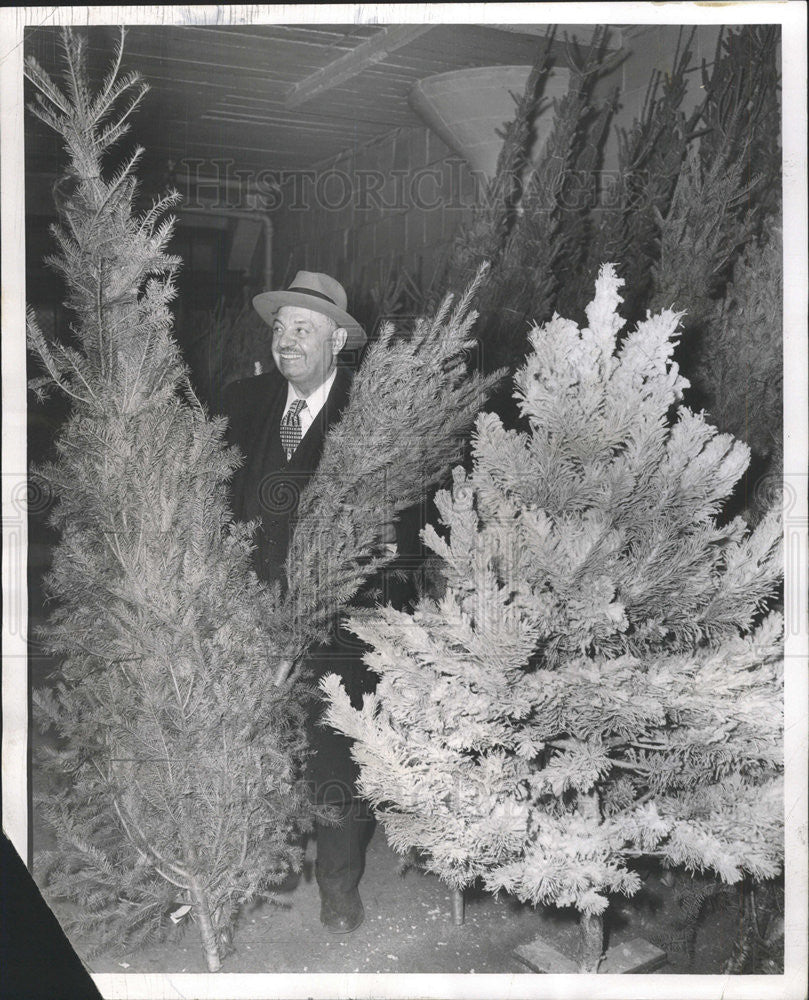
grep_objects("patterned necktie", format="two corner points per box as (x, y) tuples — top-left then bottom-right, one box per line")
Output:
(280, 398), (307, 460)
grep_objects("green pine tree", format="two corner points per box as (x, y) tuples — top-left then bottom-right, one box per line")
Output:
(440, 23), (781, 468)
(26, 30), (312, 970)
(443, 29), (619, 387)
(321, 264), (783, 973)
(696, 221), (783, 488)
(580, 27), (703, 324)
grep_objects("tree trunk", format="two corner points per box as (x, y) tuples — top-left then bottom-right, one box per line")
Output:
(182, 831), (221, 972)
(576, 789), (605, 971)
(451, 887), (465, 925)
(578, 912), (604, 973)
(189, 875), (221, 972)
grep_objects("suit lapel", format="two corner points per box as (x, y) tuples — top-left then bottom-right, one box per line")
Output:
(286, 365), (353, 473)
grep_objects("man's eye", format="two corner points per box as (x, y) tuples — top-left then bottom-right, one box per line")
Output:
(274, 324), (311, 337)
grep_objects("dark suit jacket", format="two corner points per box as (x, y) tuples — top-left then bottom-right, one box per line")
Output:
(219, 365), (353, 589)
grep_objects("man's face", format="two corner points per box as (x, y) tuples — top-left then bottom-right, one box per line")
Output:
(271, 305), (347, 397)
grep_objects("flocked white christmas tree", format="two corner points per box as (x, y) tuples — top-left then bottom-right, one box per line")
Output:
(322, 264), (783, 971)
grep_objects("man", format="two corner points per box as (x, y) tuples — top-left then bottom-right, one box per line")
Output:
(218, 272), (380, 935)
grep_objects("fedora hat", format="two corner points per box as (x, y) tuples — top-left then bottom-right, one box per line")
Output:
(253, 271), (366, 350)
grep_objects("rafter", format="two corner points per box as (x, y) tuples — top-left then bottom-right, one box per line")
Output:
(285, 24), (435, 108)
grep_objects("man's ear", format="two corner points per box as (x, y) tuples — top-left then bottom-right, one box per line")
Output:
(332, 326), (348, 354)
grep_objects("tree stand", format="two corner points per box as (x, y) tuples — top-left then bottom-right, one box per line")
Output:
(514, 910), (666, 974)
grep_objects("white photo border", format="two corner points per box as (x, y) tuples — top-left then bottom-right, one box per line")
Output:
(2, 5), (806, 999)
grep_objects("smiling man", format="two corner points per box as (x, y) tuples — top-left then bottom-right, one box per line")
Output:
(222, 272), (363, 586)
(218, 272), (377, 935)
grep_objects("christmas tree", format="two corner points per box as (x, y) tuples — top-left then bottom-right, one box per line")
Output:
(322, 264), (783, 972)
(645, 26), (782, 507)
(696, 221), (783, 479)
(443, 28), (621, 384)
(283, 276), (501, 661)
(581, 27), (703, 324)
(27, 29), (499, 970)
(25, 30), (312, 970)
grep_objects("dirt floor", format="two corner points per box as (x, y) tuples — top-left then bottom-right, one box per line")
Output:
(32, 809), (780, 977)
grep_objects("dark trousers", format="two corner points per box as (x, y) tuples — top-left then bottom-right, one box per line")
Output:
(314, 799), (373, 896)
(304, 633), (375, 896)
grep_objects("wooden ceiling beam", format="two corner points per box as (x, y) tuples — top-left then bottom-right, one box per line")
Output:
(285, 24), (435, 108)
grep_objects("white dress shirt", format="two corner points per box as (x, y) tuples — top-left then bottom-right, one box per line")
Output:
(281, 367), (337, 439)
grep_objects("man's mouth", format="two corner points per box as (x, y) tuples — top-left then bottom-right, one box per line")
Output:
(278, 351), (303, 361)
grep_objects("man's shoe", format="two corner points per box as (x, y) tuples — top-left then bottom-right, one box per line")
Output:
(319, 886), (365, 934)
